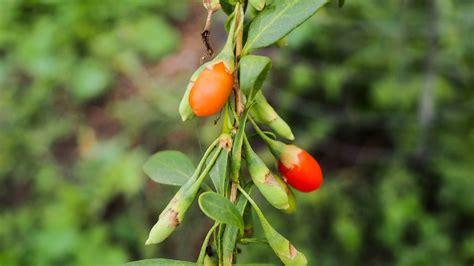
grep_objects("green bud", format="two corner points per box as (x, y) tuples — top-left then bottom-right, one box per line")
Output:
(239, 187), (307, 266)
(244, 136), (292, 211)
(250, 91), (294, 140)
(204, 254), (217, 266)
(146, 139), (224, 245)
(145, 178), (199, 245)
(203, 0), (221, 11)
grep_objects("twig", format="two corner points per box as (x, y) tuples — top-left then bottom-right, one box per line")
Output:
(233, 7), (244, 117)
(201, 9), (215, 63)
(230, 181), (238, 203)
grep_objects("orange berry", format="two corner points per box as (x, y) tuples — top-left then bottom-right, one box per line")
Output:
(189, 62), (234, 116)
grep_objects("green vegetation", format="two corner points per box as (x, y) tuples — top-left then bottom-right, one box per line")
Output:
(0, 1), (473, 265)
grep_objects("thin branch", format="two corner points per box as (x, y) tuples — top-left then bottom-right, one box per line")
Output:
(233, 7), (244, 117)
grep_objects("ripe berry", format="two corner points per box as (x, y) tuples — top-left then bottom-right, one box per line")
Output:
(277, 145), (323, 192)
(189, 62), (234, 116)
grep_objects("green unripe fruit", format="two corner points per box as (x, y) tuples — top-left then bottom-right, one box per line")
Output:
(250, 91), (294, 140)
(244, 136), (293, 211)
(146, 136), (227, 245)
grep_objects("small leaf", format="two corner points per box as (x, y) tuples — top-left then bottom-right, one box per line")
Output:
(125, 258), (197, 265)
(243, 0), (329, 53)
(199, 192), (244, 232)
(143, 150), (195, 186)
(240, 55), (272, 100)
(338, 0), (345, 8)
(209, 149), (229, 194)
(249, 0), (266, 11)
(71, 58), (113, 101)
(230, 110), (249, 182)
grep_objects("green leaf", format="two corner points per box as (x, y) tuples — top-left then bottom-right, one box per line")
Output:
(249, 0), (266, 11)
(71, 58), (113, 101)
(243, 0), (329, 53)
(125, 258), (197, 265)
(143, 150), (195, 186)
(209, 149), (229, 194)
(338, 0), (345, 8)
(198, 192), (244, 232)
(123, 16), (179, 60)
(230, 110), (249, 182)
(240, 55), (272, 100)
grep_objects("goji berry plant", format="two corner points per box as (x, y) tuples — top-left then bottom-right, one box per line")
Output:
(129, 0), (334, 265)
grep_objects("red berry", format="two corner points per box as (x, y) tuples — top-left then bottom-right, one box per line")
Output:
(278, 149), (323, 192)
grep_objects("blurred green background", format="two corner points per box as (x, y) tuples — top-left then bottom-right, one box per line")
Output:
(0, 0), (473, 265)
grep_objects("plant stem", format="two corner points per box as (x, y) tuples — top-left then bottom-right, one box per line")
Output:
(230, 182), (238, 203)
(248, 116), (274, 144)
(197, 222), (219, 263)
(193, 137), (221, 181)
(233, 5), (244, 117)
(237, 185), (265, 220)
(201, 9), (215, 62)
(195, 146), (222, 186)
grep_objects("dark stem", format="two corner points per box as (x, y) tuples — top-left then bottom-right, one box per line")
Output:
(200, 9), (215, 63)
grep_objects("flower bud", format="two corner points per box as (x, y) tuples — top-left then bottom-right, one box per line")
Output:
(250, 91), (294, 140)
(244, 137), (293, 211)
(203, 0), (221, 12)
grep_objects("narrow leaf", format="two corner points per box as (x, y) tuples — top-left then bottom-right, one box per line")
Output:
(230, 110), (249, 182)
(199, 192), (244, 232)
(240, 55), (272, 100)
(209, 149), (229, 194)
(243, 0), (329, 53)
(125, 258), (197, 265)
(143, 150), (195, 186)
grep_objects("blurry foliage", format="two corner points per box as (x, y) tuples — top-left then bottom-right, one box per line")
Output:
(0, 1), (194, 265)
(0, 0), (473, 265)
